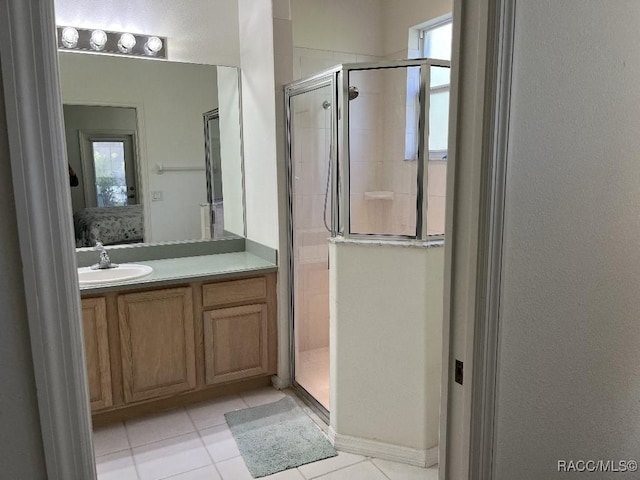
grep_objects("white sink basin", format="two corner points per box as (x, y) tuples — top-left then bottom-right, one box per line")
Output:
(78, 264), (153, 286)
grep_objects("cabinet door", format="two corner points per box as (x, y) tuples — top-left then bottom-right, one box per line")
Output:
(118, 287), (196, 403)
(204, 304), (269, 384)
(81, 297), (112, 410)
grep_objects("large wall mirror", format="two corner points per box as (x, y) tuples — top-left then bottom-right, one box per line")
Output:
(58, 51), (245, 249)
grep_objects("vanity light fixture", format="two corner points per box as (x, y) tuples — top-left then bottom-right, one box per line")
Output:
(56, 26), (167, 59)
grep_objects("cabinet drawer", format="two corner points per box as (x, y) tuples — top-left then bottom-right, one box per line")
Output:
(202, 277), (267, 308)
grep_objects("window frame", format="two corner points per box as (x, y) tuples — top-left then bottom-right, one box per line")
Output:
(421, 16), (453, 161)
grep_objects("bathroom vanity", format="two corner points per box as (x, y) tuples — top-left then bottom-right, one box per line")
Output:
(79, 252), (277, 426)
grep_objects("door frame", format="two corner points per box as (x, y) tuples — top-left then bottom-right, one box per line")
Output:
(284, 71), (338, 423)
(0, 0), (97, 478)
(0, 0), (511, 479)
(440, 0), (515, 478)
(78, 129), (139, 207)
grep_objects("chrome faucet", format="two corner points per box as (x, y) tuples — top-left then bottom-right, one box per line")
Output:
(91, 241), (118, 270)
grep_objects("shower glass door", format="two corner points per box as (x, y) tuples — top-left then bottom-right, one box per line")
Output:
(289, 81), (334, 414)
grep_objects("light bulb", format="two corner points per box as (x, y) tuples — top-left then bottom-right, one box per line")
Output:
(90, 30), (107, 51)
(117, 33), (136, 53)
(144, 36), (163, 56)
(61, 27), (79, 48)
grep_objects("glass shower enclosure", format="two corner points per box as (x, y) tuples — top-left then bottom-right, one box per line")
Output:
(285, 59), (450, 420)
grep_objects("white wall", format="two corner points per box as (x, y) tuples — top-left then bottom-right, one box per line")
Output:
(292, 0), (384, 57)
(494, 1), (640, 478)
(330, 241), (443, 461)
(54, 0), (240, 65)
(238, 0), (280, 249)
(291, 0), (452, 80)
(0, 62), (48, 480)
(59, 53), (218, 243)
(291, 0), (383, 79)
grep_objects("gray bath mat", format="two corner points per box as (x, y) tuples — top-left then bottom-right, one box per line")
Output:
(224, 396), (337, 478)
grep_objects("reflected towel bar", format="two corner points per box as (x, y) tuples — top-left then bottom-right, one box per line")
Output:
(156, 164), (206, 174)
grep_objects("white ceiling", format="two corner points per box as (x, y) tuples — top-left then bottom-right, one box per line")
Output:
(54, 0), (241, 65)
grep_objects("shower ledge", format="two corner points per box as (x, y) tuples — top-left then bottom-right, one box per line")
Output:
(364, 191), (395, 201)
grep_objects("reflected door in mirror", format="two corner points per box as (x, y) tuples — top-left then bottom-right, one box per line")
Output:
(83, 136), (137, 207)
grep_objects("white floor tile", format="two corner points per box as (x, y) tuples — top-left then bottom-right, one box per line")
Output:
(297, 452), (365, 479)
(215, 456), (253, 480)
(186, 395), (247, 430)
(93, 422), (130, 457)
(199, 424), (241, 463)
(96, 449), (138, 480)
(314, 461), (387, 480)
(163, 465), (222, 480)
(240, 386), (286, 407)
(372, 458), (439, 480)
(126, 409), (196, 447)
(264, 468), (306, 479)
(132, 432), (211, 480)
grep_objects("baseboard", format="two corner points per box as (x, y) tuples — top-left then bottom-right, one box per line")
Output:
(328, 427), (438, 468)
(271, 374), (290, 390)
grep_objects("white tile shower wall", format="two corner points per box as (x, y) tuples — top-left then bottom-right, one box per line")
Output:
(427, 161), (446, 235)
(348, 68), (386, 234)
(294, 47), (381, 80)
(291, 88), (332, 353)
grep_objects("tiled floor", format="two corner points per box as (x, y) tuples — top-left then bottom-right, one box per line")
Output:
(295, 347), (330, 410)
(93, 387), (438, 480)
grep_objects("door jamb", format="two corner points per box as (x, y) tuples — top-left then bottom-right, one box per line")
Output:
(0, 0), (97, 478)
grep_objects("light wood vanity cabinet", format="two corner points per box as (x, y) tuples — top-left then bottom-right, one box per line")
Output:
(202, 276), (272, 384)
(81, 298), (113, 410)
(118, 287), (196, 403)
(81, 272), (277, 420)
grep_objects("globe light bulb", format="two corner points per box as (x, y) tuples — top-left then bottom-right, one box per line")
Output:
(117, 33), (136, 53)
(144, 36), (163, 56)
(90, 30), (107, 51)
(61, 27), (79, 48)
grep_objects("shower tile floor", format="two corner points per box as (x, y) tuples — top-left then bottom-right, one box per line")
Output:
(93, 386), (438, 480)
(296, 347), (330, 410)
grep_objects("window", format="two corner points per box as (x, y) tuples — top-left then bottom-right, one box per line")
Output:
(422, 20), (452, 62)
(422, 18), (452, 161)
(91, 141), (128, 207)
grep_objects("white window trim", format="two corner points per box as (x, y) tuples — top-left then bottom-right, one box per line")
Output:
(421, 16), (452, 161)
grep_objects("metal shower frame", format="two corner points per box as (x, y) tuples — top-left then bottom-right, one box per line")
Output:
(284, 58), (451, 419)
